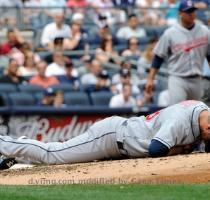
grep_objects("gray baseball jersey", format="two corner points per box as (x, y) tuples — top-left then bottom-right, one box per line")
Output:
(154, 22), (210, 77)
(0, 100), (208, 164)
(153, 22), (210, 104)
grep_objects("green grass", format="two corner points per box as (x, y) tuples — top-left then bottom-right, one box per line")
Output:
(0, 184), (210, 200)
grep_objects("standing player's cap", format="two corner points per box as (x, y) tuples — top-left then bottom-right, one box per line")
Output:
(179, 0), (197, 12)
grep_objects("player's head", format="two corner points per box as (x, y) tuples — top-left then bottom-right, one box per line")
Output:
(199, 110), (210, 141)
(179, 0), (197, 27)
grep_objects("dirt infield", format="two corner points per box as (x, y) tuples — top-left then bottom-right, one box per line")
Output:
(1, 153), (210, 185)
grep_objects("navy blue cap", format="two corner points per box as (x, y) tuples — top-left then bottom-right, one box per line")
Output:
(98, 70), (109, 79)
(44, 87), (55, 96)
(179, 0), (197, 12)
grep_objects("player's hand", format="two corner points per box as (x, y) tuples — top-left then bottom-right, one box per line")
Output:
(145, 79), (155, 94)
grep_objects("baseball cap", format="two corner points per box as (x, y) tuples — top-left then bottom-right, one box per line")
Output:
(72, 12), (84, 24)
(179, 0), (197, 12)
(98, 70), (109, 79)
(65, 59), (73, 68)
(44, 87), (55, 96)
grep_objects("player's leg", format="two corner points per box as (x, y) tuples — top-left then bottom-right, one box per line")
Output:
(168, 76), (187, 105)
(201, 77), (210, 103)
(187, 78), (202, 100)
(0, 116), (125, 165)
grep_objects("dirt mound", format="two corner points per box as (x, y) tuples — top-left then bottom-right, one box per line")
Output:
(1, 153), (210, 185)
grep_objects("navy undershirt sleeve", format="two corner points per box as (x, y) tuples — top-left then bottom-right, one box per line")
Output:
(151, 55), (164, 69)
(149, 139), (169, 157)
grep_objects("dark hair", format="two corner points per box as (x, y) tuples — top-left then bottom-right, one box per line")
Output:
(8, 58), (16, 64)
(54, 37), (64, 45)
(128, 13), (137, 19)
(127, 37), (139, 47)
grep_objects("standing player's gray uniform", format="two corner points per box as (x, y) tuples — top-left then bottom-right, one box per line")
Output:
(154, 22), (210, 105)
(0, 100), (208, 164)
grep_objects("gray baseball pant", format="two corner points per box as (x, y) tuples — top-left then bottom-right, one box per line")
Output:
(0, 117), (126, 165)
(168, 76), (202, 105)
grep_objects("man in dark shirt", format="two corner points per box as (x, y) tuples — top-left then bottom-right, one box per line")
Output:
(0, 58), (25, 84)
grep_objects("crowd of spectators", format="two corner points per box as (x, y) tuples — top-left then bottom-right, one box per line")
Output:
(0, 0), (209, 108)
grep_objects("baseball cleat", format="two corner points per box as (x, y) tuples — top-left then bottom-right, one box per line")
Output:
(0, 154), (17, 170)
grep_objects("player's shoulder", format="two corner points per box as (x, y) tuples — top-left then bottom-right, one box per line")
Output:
(161, 25), (180, 36)
(177, 100), (209, 110)
(195, 22), (209, 30)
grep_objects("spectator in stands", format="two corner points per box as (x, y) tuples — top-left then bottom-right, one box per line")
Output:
(45, 51), (69, 77)
(39, 87), (65, 108)
(22, 0), (42, 29)
(29, 60), (59, 88)
(51, 37), (65, 51)
(88, 22), (116, 49)
(18, 52), (38, 77)
(9, 42), (41, 67)
(0, 0), (22, 7)
(109, 83), (136, 108)
(81, 59), (103, 85)
(112, 60), (139, 85)
(57, 60), (82, 91)
(163, 0), (179, 26)
(63, 18), (87, 51)
(76, 55), (92, 76)
(0, 58), (25, 84)
(121, 37), (141, 59)
(19, 42), (41, 64)
(95, 34), (120, 65)
(0, 28), (25, 55)
(0, 0), (23, 26)
(111, 68), (140, 97)
(116, 14), (147, 40)
(90, 1), (115, 26)
(112, 0), (136, 6)
(40, 0), (66, 7)
(66, 0), (88, 8)
(41, 10), (71, 50)
(40, 0), (66, 20)
(85, 69), (111, 93)
(136, 0), (166, 25)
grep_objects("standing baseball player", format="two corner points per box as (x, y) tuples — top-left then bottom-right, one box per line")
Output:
(0, 100), (210, 169)
(145, 0), (210, 105)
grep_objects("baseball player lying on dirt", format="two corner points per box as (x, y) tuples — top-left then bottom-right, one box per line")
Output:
(0, 100), (210, 170)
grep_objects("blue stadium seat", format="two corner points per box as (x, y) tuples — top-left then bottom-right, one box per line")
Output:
(64, 92), (90, 106)
(90, 91), (113, 106)
(0, 83), (17, 94)
(50, 84), (75, 93)
(18, 84), (44, 95)
(8, 92), (36, 106)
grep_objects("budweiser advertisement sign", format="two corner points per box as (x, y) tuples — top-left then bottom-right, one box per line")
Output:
(0, 115), (107, 142)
